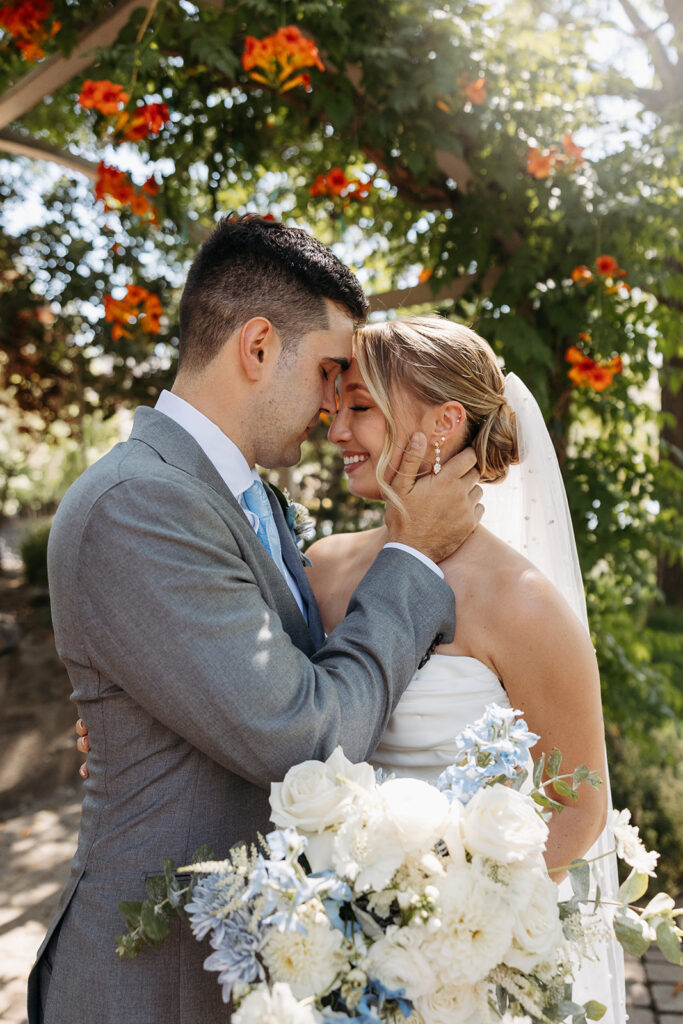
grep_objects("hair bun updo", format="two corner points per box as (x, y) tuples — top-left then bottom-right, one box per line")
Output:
(472, 396), (519, 484)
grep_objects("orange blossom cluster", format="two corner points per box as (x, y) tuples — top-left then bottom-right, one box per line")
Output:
(309, 168), (372, 202)
(242, 25), (324, 92)
(566, 341), (623, 392)
(0, 0), (60, 60)
(104, 285), (162, 341)
(527, 134), (584, 179)
(457, 72), (488, 105)
(571, 255), (630, 295)
(78, 81), (170, 141)
(95, 162), (158, 223)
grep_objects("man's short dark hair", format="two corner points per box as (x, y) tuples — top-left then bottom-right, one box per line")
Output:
(177, 216), (368, 372)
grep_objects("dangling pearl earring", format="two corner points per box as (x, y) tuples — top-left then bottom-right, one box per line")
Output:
(433, 435), (446, 475)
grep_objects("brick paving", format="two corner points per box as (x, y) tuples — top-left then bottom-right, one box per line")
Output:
(1, 791), (682, 1023)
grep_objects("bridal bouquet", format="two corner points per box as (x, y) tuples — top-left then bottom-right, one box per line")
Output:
(117, 706), (682, 1024)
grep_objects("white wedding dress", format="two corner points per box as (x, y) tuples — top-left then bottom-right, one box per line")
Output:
(371, 373), (626, 1024)
(371, 651), (626, 1024)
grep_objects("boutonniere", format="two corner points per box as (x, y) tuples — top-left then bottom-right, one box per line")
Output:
(270, 484), (315, 567)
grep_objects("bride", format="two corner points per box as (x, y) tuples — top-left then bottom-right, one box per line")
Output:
(305, 314), (625, 1023)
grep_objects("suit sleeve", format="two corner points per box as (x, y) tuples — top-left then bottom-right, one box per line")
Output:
(74, 475), (455, 787)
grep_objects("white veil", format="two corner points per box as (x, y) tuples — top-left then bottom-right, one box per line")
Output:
(481, 373), (626, 1024)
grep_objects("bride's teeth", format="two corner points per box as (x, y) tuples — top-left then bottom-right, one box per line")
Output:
(344, 454), (368, 465)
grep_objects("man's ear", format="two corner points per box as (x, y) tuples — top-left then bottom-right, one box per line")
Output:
(238, 316), (280, 381)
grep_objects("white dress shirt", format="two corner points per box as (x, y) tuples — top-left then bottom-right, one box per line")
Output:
(154, 391), (443, 622)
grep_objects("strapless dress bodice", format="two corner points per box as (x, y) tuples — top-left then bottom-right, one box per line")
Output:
(371, 654), (509, 783)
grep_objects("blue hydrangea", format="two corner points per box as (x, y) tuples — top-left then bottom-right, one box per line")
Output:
(437, 702), (540, 804)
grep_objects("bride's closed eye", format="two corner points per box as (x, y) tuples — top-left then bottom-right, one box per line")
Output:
(349, 405), (372, 412)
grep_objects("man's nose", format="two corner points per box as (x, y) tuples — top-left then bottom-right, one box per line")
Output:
(320, 376), (339, 416)
(327, 407), (351, 444)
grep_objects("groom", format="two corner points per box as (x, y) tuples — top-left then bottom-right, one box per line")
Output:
(28, 216), (482, 1023)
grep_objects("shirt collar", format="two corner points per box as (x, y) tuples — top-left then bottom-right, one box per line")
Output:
(155, 390), (256, 500)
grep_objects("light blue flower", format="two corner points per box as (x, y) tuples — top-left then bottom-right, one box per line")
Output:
(437, 702), (540, 804)
(202, 908), (265, 1003)
(185, 868), (244, 944)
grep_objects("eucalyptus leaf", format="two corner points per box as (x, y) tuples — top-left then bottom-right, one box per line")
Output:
(118, 900), (143, 928)
(547, 749), (562, 778)
(584, 1000), (606, 1020)
(533, 754), (545, 788)
(614, 909), (651, 957)
(141, 898), (172, 943)
(617, 870), (649, 906)
(145, 874), (168, 903)
(553, 778), (579, 801)
(655, 920), (683, 966)
(568, 859), (590, 901)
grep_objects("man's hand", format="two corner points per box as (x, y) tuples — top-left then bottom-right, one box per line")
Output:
(384, 434), (483, 563)
(76, 718), (89, 779)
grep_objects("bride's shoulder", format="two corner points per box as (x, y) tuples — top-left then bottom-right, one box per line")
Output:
(306, 527), (382, 571)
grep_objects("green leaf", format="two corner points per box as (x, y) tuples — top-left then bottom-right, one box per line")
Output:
(141, 898), (172, 943)
(547, 748), (562, 779)
(614, 908), (651, 957)
(617, 870), (649, 905)
(118, 900), (143, 928)
(655, 920), (683, 966)
(584, 1002), (606, 1021)
(145, 874), (168, 902)
(568, 859), (590, 901)
(572, 764), (590, 789)
(533, 753), (545, 788)
(163, 857), (176, 886)
(115, 931), (142, 959)
(553, 778), (579, 801)
(190, 844), (215, 864)
(531, 791), (564, 812)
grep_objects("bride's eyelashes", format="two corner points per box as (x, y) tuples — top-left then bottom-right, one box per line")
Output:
(349, 405), (371, 412)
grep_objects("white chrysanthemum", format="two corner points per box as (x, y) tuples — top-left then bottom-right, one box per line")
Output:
(415, 980), (490, 1024)
(233, 982), (320, 1024)
(608, 809), (659, 876)
(461, 786), (548, 865)
(270, 746), (376, 835)
(503, 870), (563, 971)
(421, 862), (514, 986)
(261, 903), (348, 1000)
(365, 922), (440, 1000)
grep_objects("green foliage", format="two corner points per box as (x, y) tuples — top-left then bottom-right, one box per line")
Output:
(20, 523), (51, 586)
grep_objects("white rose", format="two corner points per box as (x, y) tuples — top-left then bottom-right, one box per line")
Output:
(503, 870), (564, 971)
(379, 778), (450, 855)
(441, 798), (466, 866)
(261, 902), (348, 1000)
(233, 982), (321, 1024)
(415, 980), (490, 1024)
(270, 746), (376, 834)
(461, 786), (548, 865)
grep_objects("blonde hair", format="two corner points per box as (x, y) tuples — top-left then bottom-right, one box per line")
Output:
(353, 315), (519, 509)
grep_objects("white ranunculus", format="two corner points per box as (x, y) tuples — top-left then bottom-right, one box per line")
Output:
(422, 862), (514, 986)
(608, 809), (660, 876)
(270, 746), (376, 834)
(503, 870), (564, 971)
(261, 902), (348, 1000)
(365, 922), (439, 1000)
(379, 778), (450, 855)
(461, 786), (548, 865)
(415, 980), (491, 1024)
(332, 796), (405, 892)
(233, 982), (321, 1024)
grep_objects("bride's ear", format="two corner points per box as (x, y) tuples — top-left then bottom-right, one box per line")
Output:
(432, 401), (467, 441)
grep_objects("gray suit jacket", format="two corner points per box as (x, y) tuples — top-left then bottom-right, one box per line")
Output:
(28, 406), (455, 1023)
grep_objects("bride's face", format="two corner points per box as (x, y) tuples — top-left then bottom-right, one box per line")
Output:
(328, 359), (426, 499)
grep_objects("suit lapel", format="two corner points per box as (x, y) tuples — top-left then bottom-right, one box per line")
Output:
(266, 486), (325, 649)
(129, 407), (320, 652)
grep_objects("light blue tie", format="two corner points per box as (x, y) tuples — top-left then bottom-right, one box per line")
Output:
(242, 479), (288, 579)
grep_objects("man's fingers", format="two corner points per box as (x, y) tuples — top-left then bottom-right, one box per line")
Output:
(443, 445), (478, 478)
(76, 718), (88, 736)
(470, 483), (483, 505)
(391, 432), (428, 499)
(79, 764), (89, 779)
(474, 502), (485, 524)
(76, 735), (90, 753)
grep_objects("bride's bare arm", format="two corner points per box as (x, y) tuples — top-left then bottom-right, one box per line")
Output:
(490, 570), (608, 879)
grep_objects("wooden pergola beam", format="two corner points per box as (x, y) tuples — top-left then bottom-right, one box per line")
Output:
(368, 265), (503, 312)
(0, 0), (152, 130)
(0, 128), (98, 179)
